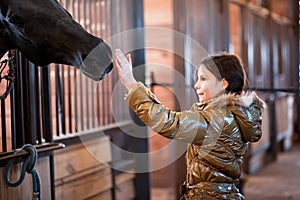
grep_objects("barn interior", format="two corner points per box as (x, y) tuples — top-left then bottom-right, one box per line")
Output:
(0, 0), (299, 199)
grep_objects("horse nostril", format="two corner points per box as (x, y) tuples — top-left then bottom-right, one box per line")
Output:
(99, 62), (113, 80)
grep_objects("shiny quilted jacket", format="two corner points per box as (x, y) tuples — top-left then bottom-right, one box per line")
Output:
(126, 82), (265, 200)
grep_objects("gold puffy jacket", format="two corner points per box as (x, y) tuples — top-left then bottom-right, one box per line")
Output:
(126, 82), (265, 200)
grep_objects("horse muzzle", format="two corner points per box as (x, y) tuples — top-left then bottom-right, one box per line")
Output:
(81, 42), (113, 81)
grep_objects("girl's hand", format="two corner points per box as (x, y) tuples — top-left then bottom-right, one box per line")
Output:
(114, 49), (138, 90)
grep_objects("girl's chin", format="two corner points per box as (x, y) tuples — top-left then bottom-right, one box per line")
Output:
(198, 97), (209, 102)
(198, 98), (204, 102)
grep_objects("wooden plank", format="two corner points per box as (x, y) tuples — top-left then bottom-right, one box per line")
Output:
(85, 189), (112, 200)
(55, 165), (112, 200)
(116, 179), (135, 200)
(116, 170), (135, 185)
(54, 136), (111, 180)
(114, 172), (136, 200)
(55, 164), (107, 186)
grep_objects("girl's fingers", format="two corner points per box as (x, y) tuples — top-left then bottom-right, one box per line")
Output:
(114, 49), (133, 80)
(114, 59), (121, 71)
(115, 49), (129, 66)
(126, 54), (132, 65)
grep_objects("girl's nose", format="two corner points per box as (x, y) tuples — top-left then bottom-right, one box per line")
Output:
(194, 81), (200, 90)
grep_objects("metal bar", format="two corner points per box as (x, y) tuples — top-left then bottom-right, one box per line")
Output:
(105, 0), (113, 124)
(67, 67), (72, 133)
(291, 0), (300, 137)
(108, 0), (113, 124)
(68, 0), (75, 135)
(22, 62), (38, 144)
(35, 65), (42, 144)
(61, 67), (66, 134)
(14, 52), (25, 147)
(22, 57), (32, 143)
(100, 0), (105, 126)
(102, 0), (108, 125)
(268, 9), (278, 161)
(89, 0), (95, 128)
(41, 66), (53, 142)
(85, 78), (90, 129)
(10, 70), (16, 150)
(49, 154), (55, 200)
(96, 84), (101, 126)
(75, 0), (83, 131)
(83, 0), (90, 129)
(0, 143), (65, 163)
(94, 0), (98, 36)
(79, 74), (84, 130)
(55, 65), (61, 136)
(130, 0), (150, 199)
(1, 99), (7, 152)
(74, 69), (78, 132)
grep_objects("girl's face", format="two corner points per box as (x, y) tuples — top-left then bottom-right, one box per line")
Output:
(194, 65), (226, 102)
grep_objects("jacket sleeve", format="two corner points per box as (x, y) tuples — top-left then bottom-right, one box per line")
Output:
(125, 82), (211, 144)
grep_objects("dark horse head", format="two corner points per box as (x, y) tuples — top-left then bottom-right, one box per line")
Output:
(0, 0), (113, 81)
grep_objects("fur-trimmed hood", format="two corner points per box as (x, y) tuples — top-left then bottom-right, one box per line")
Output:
(192, 92), (265, 142)
(193, 92), (266, 110)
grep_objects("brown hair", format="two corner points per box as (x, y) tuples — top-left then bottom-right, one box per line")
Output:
(200, 52), (247, 94)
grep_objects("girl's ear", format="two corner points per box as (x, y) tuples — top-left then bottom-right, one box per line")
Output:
(222, 78), (229, 90)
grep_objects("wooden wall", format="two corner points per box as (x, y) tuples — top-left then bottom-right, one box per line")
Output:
(0, 157), (51, 200)
(54, 136), (136, 200)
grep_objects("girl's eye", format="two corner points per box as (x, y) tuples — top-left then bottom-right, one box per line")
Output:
(199, 77), (206, 81)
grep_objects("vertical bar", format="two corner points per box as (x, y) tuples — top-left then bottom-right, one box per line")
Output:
(291, 0), (300, 137)
(96, 80), (101, 127)
(74, 0), (80, 132)
(55, 65), (61, 136)
(35, 65), (42, 144)
(97, 0), (103, 126)
(106, 0), (113, 124)
(76, 0), (83, 131)
(74, 69), (78, 132)
(22, 56), (32, 144)
(10, 78), (16, 150)
(67, 67), (72, 133)
(9, 50), (17, 150)
(268, 8), (277, 161)
(131, 0), (150, 199)
(49, 154), (55, 200)
(22, 61), (39, 145)
(102, 0), (108, 125)
(41, 66), (53, 142)
(94, 0), (99, 36)
(69, 68), (73, 134)
(83, 0), (91, 129)
(79, 74), (84, 130)
(1, 99), (7, 152)
(70, 0), (74, 16)
(40, 65), (55, 200)
(68, 0), (76, 133)
(61, 66), (66, 134)
(85, 83), (90, 130)
(89, 0), (96, 128)
(14, 51), (25, 147)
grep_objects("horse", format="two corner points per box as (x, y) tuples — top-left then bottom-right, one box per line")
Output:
(0, 0), (113, 81)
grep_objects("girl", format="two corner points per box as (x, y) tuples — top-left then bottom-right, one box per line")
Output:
(114, 49), (265, 199)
